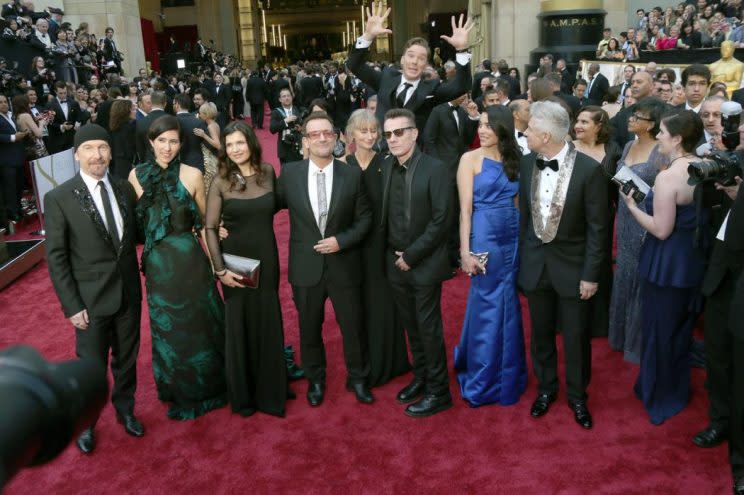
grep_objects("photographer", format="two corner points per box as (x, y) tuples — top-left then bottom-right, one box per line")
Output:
(269, 87), (304, 166)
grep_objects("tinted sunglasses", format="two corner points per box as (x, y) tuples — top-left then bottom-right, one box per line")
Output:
(383, 126), (414, 140)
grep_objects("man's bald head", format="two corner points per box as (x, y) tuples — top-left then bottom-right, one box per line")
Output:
(631, 70), (654, 99)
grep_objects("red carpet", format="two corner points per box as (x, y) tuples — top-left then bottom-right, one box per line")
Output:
(0, 123), (730, 494)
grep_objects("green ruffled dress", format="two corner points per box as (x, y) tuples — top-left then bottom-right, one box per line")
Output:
(135, 159), (227, 420)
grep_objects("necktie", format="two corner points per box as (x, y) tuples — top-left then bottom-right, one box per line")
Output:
(450, 105), (460, 132)
(98, 181), (121, 252)
(316, 171), (328, 236)
(397, 82), (413, 108)
(517, 131), (525, 138)
(536, 158), (559, 172)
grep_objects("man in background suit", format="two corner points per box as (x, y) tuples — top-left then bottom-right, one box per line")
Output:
(269, 88), (304, 166)
(519, 101), (608, 430)
(557, 59), (575, 95)
(471, 59), (493, 100)
(585, 63), (609, 106)
(45, 124), (144, 454)
(245, 71), (268, 129)
(95, 87), (122, 133)
(614, 65), (635, 104)
(205, 73), (232, 128)
(609, 70), (654, 148)
(276, 112), (373, 407)
(173, 94), (206, 172)
(101, 27), (122, 74)
(47, 81), (82, 154)
(381, 108), (453, 417)
(346, 4), (473, 134)
(135, 90), (167, 163)
(0, 94), (29, 223)
(299, 66), (324, 109)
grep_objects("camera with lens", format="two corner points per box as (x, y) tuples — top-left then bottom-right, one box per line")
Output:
(611, 177), (647, 203)
(688, 100), (744, 187)
(281, 109), (309, 153)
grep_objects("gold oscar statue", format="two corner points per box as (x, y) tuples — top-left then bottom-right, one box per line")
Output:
(709, 41), (744, 97)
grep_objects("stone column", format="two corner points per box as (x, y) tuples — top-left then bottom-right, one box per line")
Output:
(63, 0), (146, 77)
(235, 0), (262, 67)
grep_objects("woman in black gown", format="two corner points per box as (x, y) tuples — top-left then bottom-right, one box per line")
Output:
(344, 109), (410, 387)
(205, 121), (288, 417)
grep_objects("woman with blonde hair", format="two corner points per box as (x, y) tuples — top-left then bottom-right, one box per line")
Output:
(194, 101), (222, 192)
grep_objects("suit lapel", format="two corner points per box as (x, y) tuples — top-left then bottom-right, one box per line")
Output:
(380, 156), (393, 228)
(326, 160), (344, 226)
(70, 174), (117, 253)
(298, 160), (317, 228)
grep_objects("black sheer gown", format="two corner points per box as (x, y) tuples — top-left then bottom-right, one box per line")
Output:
(346, 153), (410, 386)
(205, 163), (288, 417)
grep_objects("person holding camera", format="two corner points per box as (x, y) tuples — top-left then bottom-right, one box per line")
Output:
(622, 110), (709, 425)
(47, 80), (81, 153)
(269, 87), (304, 167)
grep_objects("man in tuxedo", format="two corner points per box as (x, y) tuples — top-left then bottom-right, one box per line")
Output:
(47, 81), (82, 154)
(573, 79), (588, 107)
(206, 73), (232, 127)
(102, 27), (122, 74)
(173, 94), (206, 172)
(29, 17), (53, 50)
(193, 39), (208, 62)
(519, 101), (608, 429)
(381, 108), (453, 417)
(585, 63), (609, 106)
(245, 70), (268, 129)
(509, 99), (531, 155)
(135, 91), (167, 163)
(346, 3), (473, 134)
(614, 64), (635, 104)
(556, 59), (575, 95)
(276, 112), (373, 407)
(45, 124), (144, 454)
(270, 88), (304, 166)
(0, 94), (29, 222)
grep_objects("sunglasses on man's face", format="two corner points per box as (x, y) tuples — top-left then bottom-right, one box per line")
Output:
(383, 126), (415, 140)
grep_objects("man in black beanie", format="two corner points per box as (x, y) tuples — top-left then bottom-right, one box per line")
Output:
(45, 124), (145, 454)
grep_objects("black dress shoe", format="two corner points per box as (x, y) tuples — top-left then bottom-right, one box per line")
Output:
(693, 425), (728, 448)
(307, 382), (324, 407)
(396, 379), (426, 404)
(530, 393), (557, 418)
(734, 475), (744, 495)
(346, 382), (374, 404)
(117, 414), (145, 437)
(284, 345), (305, 381)
(404, 394), (453, 417)
(76, 428), (95, 454)
(568, 400), (593, 429)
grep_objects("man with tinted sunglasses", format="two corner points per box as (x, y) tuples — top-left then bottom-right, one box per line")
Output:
(379, 108), (453, 417)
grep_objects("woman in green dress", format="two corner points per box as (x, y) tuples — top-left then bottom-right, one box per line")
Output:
(128, 115), (226, 420)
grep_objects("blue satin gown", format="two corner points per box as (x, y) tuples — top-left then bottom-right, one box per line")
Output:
(454, 158), (527, 407)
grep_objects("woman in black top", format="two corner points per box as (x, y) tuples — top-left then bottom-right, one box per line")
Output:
(679, 22), (702, 49)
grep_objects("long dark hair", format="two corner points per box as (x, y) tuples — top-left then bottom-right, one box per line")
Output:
(484, 105), (521, 181)
(218, 120), (265, 190)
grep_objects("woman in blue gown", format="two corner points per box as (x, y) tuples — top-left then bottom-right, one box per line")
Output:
(622, 110), (708, 425)
(454, 105), (527, 407)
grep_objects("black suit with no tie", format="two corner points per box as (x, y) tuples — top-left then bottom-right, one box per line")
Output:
(245, 75), (269, 129)
(44, 173), (142, 420)
(586, 72), (609, 106)
(380, 148), (452, 396)
(276, 159), (372, 386)
(269, 106), (305, 166)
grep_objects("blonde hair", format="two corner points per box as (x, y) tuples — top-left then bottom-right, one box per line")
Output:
(345, 109), (379, 141)
(199, 101), (218, 120)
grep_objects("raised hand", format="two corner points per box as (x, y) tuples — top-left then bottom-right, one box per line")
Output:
(440, 13), (475, 51)
(363, 1), (393, 42)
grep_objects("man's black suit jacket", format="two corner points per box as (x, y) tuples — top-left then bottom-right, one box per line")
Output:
(379, 149), (452, 285)
(587, 72), (610, 106)
(732, 88), (744, 108)
(422, 103), (477, 179)
(135, 109), (167, 163)
(269, 106), (305, 162)
(560, 68), (576, 95)
(96, 98), (115, 132)
(176, 112), (207, 171)
(346, 46), (472, 133)
(553, 90), (581, 118)
(209, 82), (233, 116)
(45, 173), (141, 318)
(0, 115), (27, 168)
(299, 76), (324, 108)
(276, 159), (372, 287)
(518, 151), (609, 297)
(47, 97), (82, 153)
(245, 75), (268, 105)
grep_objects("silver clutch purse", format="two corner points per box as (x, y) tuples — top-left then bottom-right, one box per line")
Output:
(469, 251), (489, 275)
(222, 253), (261, 289)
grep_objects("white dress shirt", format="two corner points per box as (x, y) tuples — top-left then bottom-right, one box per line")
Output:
(536, 142), (569, 228)
(308, 159), (334, 228)
(34, 30), (53, 48)
(515, 128), (529, 155)
(686, 102), (702, 113)
(57, 98), (69, 120)
(80, 170), (124, 240)
(1, 112), (17, 141)
(717, 212), (730, 241)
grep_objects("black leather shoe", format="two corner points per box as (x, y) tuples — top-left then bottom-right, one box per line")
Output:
(734, 475), (744, 495)
(404, 394), (453, 417)
(117, 414), (145, 437)
(284, 345), (305, 381)
(693, 425), (728, 448)
(568, 400), (593, 429)
(396, 379), (426, 404)
(530, 393), (557, 418)
(346, 382), (374, 404)
(307, 382), (324, 407)
(76, 428), (95, 454)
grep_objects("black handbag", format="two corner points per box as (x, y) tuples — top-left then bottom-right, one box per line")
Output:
(222, 253), (260, 289)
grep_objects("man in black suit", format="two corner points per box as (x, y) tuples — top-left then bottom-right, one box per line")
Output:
(206, 73), (232, 128)
(271, 70), (293, 109)
(0, 94), (29, 222)
(585, 63), (609, 106)
(245, 71), (268, 129)
(173, 94), (206, 172)
(614, 64), (635, 104)
(556, 59), (575, 95)
(276, 112), (373, 407)
(135, 90), (167, 163)
(380, 108), (453, 417)
(47, 81), (83, 154)
(270, 88), (304, 166)
(193, 39), (208, 62)
(101, 27), (122, 74)
(519, 101), (608, 429)
(45, 124), (144, 454)
(545, 73), (581, 118)
(609, 70), (654, 148)
(299, 66), (324, 109)
(346, 4), (473, 134)
(471, 59), (493, 100)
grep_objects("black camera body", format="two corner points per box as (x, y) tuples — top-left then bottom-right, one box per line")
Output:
(688, 100), (744, 187)
(281, 109), (309, 153)
(612, 177), (647, 203)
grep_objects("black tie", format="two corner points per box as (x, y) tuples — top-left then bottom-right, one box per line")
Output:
(397, 82), (413, 108)
(536, 158), (559, 172)
(98, 180), (121, 252)
(450, 105), (461, 132)
(517, 132), (525, 138)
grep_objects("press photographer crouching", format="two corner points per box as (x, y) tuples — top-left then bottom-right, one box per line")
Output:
(0, 346), (107, 490)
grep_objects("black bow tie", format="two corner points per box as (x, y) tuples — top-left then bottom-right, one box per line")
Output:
(536, 158), (559, 171)
(450, 105), (458, 112)
(517, 132), (525, 138)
